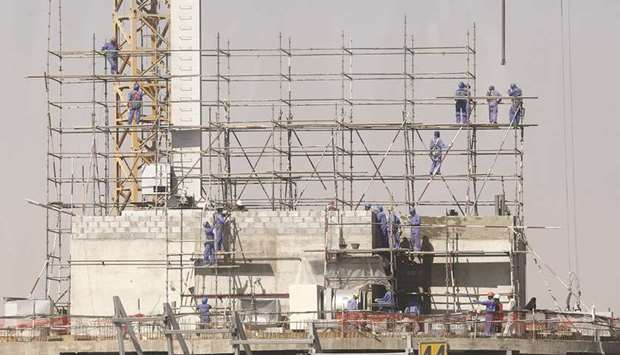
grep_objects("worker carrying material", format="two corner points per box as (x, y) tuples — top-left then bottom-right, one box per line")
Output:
(429, 131), (447, 176)
(197, 297), (211, 329)
(474, 291), (497, 336)
(127, 83), (144, 125)
(409, 207), (421, 251)
(486, 85), (502, 124)
(508, 83), (524, 124)
(101, 38), (118, 74)
(203, 221), (215, 265)
(455, 81), (470, 124)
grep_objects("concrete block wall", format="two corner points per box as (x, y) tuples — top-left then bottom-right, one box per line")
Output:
(70, 209), (203, 322)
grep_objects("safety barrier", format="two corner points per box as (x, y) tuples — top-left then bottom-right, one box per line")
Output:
(0, 310), (617, 343)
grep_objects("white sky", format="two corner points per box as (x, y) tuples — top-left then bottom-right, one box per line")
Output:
(0, 0), (619, 312)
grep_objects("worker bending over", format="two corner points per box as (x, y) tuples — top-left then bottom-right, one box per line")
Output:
(346, 295), (359, 311)
(197, 297), (211, 329)
(374, 288), (396, 312)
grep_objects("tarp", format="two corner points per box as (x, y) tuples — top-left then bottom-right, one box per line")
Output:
(238, 299), (280, 323)
(325, 255), (390, 289)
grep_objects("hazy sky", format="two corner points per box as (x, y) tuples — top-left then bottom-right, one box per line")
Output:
(1, 0), (619, 312)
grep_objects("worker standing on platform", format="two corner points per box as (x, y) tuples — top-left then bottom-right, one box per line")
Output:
(197, 297), (211, 329)
(486, 85), (502, 124)
(508, 83), (524, 124)
(376, 206), (389, 246)
(388, 208), (401, 249)
(404, 295), (421, 316)
(127, 83), (144, 125)
(475, 291), (497, 336)
(203, 221), (215, 265)
(503, 292), (517, 336)
(346, 295), (359, 311)
(455, 81), (470, 124)
(429, 131), (447, 175)
(494, 294), (504, 334)
(213, 209), (227, 259)
(101, 38), (118, 74)
(409, 208), (421, 251)
(374, 287), (395, 312)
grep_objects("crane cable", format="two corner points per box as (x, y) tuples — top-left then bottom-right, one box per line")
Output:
(560, 0), (582, 310)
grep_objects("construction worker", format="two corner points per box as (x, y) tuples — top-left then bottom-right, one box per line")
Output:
(404, 296), (421, 316)
(213, 209), (227, 258)
(474, 291), (497, 336)
(376, 206), (389, 246)
(494, 294), (504, 334)
(203, 221), (215, 265)
(374, 287), (395, 312)
(127, 83), (144, 125)
(508, 83), (524, 124)
(523, 297), (537, 311)
(486, 85), (502, 124)
(429, 131), (447, 175)
(420, 236), (434, 313)
(388, 208), (401, 249)
(346, 295), (359, 311)
(455, 81), (470, 124)
(409, 208), (421, 251)
(197, 297), (211, 329)
(503, 292), (517, 336)
(101, 38), (118, 74)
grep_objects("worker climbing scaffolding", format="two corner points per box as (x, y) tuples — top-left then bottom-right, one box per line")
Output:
(429, 131), (447, 175)
(127, 83), (144, 125)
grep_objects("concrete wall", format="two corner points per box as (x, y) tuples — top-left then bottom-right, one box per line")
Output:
(70, 209), (522, 318)
(195, 209), (372, 311)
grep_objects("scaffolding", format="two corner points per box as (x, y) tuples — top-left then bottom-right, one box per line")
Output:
(36, 0), (535, 314)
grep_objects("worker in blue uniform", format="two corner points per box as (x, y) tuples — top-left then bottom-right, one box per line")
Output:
(409, 208), (421, 251)
(486, 85), (502, 124)
(429, 131), (447, 176)
(101, 38), (118, 74)
(508, 83), (524, 124)
(203, 221), (215, 265)
(455, 81), (470, 124)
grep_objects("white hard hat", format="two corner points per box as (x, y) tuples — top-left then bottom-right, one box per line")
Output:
(236, 199), (244, 206)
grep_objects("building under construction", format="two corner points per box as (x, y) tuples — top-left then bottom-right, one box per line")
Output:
(1, 1), (619, 354)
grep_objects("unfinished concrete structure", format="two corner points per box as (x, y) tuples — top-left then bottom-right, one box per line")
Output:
(4, 0), (618, 354)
